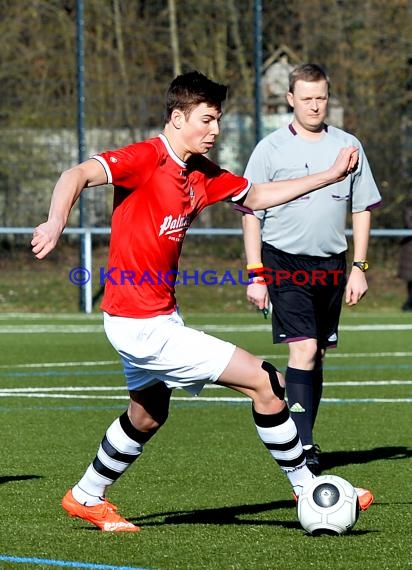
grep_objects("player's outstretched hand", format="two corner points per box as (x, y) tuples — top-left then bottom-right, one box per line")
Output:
(31, 220), (63, 259)
(330, 146), (359, 182)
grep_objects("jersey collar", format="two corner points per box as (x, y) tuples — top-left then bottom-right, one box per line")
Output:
(288, 123), (328, 136)
(158, 133), (187, 168)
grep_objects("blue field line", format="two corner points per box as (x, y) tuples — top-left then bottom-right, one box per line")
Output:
(0, 370), (121, 378)
(0, 554), (157, 570)
(1, 363), (412, 379)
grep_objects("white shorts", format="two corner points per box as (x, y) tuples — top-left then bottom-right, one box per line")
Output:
(103, 311), (236, 395)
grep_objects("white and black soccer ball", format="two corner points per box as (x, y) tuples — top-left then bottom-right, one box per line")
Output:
(297, 475), (359, 535)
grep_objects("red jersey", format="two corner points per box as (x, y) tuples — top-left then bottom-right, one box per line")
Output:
(94, 134), (250, 318)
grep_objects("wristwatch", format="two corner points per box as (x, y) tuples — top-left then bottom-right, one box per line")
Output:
(352, 260), (369, 272)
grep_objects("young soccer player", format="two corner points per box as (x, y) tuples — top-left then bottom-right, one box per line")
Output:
(32, 71), (372, 532)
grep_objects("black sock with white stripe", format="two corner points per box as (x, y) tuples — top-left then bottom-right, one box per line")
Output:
(253, 404), (314, 494)
(72, 411), (152, 506)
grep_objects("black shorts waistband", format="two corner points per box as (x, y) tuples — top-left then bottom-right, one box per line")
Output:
(262, 242), (346, 262)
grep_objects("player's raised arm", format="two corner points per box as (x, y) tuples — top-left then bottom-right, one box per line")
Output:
(243, 146), (358, 211)
(31, 159), (107, 259)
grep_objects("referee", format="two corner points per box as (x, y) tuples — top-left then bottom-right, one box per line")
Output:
(242, 63), (381, 474)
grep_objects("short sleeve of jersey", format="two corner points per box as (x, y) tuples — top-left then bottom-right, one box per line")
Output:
(93, 141), (159, 189)
(243, 138), (274, 220)
(244, 139), (274, 184)
(350, 142), (382, 213)
(205, 169), (251, 205)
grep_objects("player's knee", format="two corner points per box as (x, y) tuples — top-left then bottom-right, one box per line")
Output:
(290, 340), (318, 368)
(140, 410), (169, 432)
(261, 360), (285, 400)
(128, 405), (169, 434)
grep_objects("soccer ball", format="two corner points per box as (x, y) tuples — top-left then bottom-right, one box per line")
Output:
(297, 475), (359, 535)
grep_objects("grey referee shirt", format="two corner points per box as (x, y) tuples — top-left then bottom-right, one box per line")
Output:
(244, 124), (382, 257)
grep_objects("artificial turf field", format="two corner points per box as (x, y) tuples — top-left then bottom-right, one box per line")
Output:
(0, 310), (411, 570)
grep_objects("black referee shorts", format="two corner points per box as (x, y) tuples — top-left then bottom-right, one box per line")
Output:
(262, 243), (347, 348)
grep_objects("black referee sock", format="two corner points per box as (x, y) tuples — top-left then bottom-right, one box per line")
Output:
(312, 366), (324, 428)
(285, 367), (315, 447)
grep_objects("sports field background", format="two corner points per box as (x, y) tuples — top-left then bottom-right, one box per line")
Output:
(0, 309), (410, 570)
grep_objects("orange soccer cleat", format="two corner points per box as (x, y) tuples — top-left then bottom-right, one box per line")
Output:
(354, 487), (374, 511)
(61, 489), (140, 532)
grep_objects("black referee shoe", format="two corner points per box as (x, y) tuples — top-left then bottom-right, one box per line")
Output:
(305, 444), (322, 475)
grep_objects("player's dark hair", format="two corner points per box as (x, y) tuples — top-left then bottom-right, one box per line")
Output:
(164, 71), (228, 123)
(288, 63), (330, 94)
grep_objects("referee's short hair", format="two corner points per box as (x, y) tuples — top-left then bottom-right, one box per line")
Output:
(288, 63), (330, 94)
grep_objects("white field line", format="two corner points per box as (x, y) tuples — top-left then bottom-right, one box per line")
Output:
(0, 392), (409, 404)
(0, 311), (407, 320)
(0, 351), (411, 371)
(258, 351), (412, 359)
(1, 323), (412, 334)
(0, 393), (128, 399)
(0, 313), (102, 320)
(0, 325), (104, 333)
(203, 324), (412, 332)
